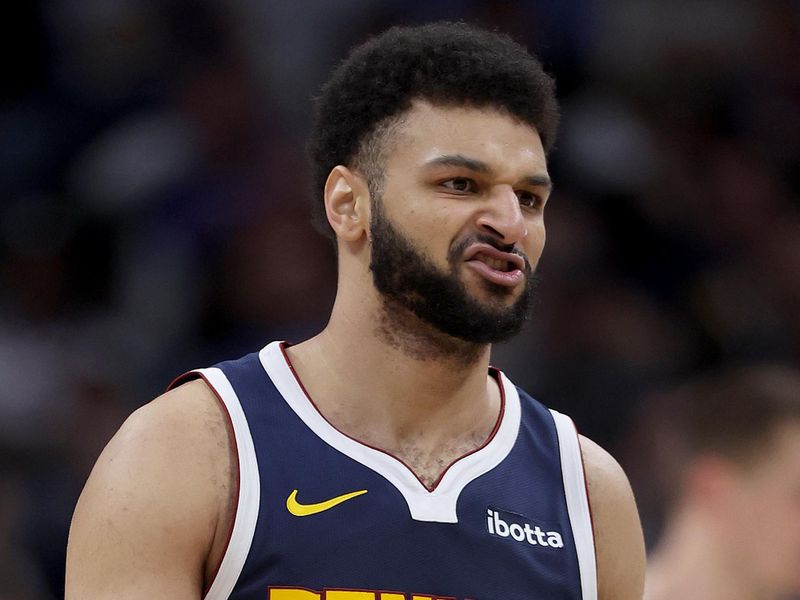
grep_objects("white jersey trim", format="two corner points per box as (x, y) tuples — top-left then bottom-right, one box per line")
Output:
(550, 409), (598, 600)
(199, 367), (261, 600)
(260, 341), (521, 523)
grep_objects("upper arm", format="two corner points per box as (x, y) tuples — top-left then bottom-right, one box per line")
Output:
(580, 435), (646, 600)
(65, 379), (234, 600)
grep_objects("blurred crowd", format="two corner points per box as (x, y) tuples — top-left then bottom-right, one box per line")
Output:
(2, 1), (799, 598)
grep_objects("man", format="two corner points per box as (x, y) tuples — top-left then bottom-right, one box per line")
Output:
(66, 22), (645, 600)
(645, 365), (800, 600)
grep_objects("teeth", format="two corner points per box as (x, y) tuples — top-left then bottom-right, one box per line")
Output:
(481, 256), (509, 271)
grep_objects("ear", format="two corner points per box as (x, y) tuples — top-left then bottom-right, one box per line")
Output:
(323, 166), (371, 242)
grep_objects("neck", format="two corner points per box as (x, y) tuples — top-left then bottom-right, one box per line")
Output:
(286, 287), (499, 455)
(374, 294), (486, 365)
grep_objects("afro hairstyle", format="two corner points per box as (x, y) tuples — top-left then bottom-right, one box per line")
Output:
(307, 21), (560, 239)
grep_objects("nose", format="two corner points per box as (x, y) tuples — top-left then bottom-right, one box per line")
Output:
(475, 185), (528, 246)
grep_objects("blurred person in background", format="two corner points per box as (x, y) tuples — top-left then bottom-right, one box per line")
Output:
(65, 22), (644, 600)
(645, 364), (800, 600)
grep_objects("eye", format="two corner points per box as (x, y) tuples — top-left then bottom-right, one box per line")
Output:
(441, 177), (477, 193)
(516, 190), (544, 210)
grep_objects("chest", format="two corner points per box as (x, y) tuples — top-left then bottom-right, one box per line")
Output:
(242, 449), (581, 600)
(235, 400), (581, 600)
(202, 346), (594, 600)
(351, 432), (491, 490)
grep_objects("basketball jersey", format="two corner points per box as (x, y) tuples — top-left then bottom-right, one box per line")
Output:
(171, 341), (596, 600)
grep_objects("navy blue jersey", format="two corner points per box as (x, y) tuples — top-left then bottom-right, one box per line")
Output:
(172, 342), (596, 600)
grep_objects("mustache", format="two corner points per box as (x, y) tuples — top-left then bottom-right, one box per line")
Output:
(448, 233), (532, 272)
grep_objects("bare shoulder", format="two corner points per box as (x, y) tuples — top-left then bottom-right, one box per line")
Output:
(579, 435), (646, 600)
(66, 378), (236, 599)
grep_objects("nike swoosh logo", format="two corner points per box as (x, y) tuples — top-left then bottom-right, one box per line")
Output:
(286, 488), (368, 517)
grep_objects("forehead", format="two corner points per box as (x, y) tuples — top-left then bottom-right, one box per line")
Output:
(385, 100), (547, 174)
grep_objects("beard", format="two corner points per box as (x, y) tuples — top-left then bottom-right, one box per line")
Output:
(368, 198), (537, 346)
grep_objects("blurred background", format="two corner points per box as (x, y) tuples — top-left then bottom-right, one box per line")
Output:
(2, 1), (799, 597)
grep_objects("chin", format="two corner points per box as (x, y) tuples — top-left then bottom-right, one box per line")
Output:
(474, 283), (521, 304)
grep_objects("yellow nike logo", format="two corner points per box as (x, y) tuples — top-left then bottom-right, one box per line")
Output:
(286, 488), (368, 517)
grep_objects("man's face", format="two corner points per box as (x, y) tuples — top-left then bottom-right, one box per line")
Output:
(365, 101), (550, 344)
(369, 196), (536, 343)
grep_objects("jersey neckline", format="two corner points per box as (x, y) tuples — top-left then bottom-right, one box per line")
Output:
(258, 340), (522, 523)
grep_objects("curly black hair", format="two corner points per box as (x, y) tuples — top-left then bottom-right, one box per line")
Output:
(307, 21), (560, 240)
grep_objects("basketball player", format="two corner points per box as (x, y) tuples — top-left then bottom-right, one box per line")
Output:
(66, 23), (645, 600)
(644, 365), (800, 600)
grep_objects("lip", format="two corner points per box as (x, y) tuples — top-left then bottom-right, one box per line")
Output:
(462, 243), (526, 287)
(463, 243), (526, 271)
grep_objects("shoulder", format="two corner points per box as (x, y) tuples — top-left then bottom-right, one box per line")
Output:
(99, 378), (233, 505)
(66, 378), (236, 596)
(117, 377), (227, 447)
(578, 435), (646, 600)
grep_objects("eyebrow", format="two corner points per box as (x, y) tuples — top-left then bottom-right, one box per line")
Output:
(522, 174), (553, 191)
(424, 154), (553, 191)
(425, 154), (493, 174)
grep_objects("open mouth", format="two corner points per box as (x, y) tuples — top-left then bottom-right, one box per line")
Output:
(474, 252), (516, 272)
(463, 244), (526, 287)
